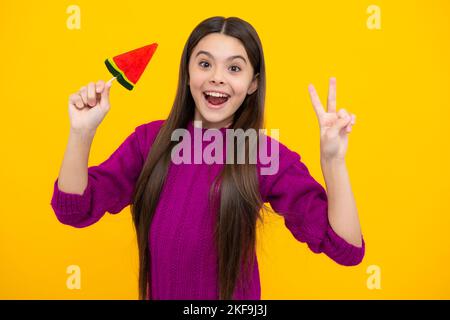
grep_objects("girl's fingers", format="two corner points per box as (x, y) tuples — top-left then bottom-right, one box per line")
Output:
(328, 113), (350, 137)
(99, 80), (112, 108)
(346, 124), (352, 132)
(327, 77), (337, 113)
(308, 84), (326, 118)
(338, 109), (355, 126)
(80, 86), (88, 105)
(70, 93), (84, 109)
(96, 80), (105, 93)
(70, 80), (111, 112)
(345, 115), (356, 133)
(336, 109), (355, 134)
(337, 108), (349, 119)
(87, 82), (96, 107)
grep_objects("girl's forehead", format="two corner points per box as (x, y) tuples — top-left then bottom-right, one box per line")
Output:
(193, 34), (248, 59)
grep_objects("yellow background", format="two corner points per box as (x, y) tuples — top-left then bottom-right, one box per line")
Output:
(1, 0), (449, 299)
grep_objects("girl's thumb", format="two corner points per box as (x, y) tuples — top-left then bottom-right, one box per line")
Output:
(101, 80), (112, 104)
(330, 115), (351, 136)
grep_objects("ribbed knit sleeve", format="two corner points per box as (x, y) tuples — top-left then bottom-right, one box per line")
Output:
(50, 120), (163, 228)
(261, 140), (365, 266)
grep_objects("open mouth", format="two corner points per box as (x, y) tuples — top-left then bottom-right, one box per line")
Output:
(203, 91), (230, 108)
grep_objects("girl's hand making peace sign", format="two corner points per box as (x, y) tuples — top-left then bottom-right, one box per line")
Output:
(308, 77), (356, 161)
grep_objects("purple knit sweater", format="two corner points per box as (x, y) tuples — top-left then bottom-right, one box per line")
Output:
(51, 119), (365, 300)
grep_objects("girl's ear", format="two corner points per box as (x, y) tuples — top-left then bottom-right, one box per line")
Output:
(247, 73), (259, 95)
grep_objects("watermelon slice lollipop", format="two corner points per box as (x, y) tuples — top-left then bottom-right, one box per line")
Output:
(105, 43), (158, 90)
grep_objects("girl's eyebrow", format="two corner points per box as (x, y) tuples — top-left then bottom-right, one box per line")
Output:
(195, 50), (247, 64)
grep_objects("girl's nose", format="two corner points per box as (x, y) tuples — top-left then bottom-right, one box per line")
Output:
(210, 70), (225, 84)
(210, 79), (225, 84)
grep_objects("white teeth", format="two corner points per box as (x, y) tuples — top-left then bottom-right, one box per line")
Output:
(204, 91), (229, 98)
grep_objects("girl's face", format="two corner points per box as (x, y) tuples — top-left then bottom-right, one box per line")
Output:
(188, 33), (258, 129)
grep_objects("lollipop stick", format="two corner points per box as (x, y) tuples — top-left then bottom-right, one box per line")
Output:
(107, 76), (117, 85)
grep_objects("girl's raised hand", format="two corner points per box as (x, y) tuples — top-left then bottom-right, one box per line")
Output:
(308, 77), (356, 161)
(68, 79), (113, 134)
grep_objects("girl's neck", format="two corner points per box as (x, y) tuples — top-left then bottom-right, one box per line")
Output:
(191, 118), (233, 130)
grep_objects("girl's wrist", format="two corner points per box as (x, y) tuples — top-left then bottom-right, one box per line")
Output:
(70, 127), (97, 139)
(320, 155), (346, 167)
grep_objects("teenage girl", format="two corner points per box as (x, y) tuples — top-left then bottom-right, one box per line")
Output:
(51, 16), (364, 300)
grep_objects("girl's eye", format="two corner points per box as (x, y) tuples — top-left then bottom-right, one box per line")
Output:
(199, 61), (241, 72)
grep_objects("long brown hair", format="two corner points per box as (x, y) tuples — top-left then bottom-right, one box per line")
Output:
(131, 16), (270, 300)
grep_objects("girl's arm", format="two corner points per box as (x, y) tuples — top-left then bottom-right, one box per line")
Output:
(308, 78), (362, 247)
(261, 141), (365, 266)
(57, 129), (96, 195)
(51, 120), (164, 228)
(51, 126), (145, 228)
(321, 158), (362, 247)
(58, 79), (113, 195)
(51, 79), (144, 228)
(57, 79), (111, 194)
